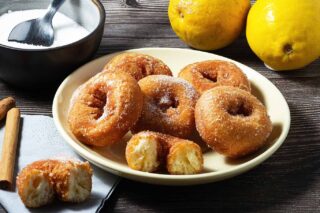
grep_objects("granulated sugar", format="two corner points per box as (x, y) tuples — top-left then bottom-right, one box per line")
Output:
(0, 9), (90, 49)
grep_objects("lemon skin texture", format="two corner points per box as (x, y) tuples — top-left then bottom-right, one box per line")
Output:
(168, 0), (251, 51)
(246, 0), (320, 71)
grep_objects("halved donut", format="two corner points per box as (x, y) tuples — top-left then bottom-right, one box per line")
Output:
(16, 168), (54, 208)
(51, 160), (93, 202)
(125, 131), (203, 175)
(16, 159), (93, 207)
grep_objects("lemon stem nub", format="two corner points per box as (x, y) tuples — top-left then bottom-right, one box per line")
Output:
(178, 8), (184, 18)
(283, 44), (293, 55)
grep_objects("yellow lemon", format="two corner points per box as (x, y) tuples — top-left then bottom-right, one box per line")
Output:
(168, 0), (250, 51)
(246, 0), (320, 71)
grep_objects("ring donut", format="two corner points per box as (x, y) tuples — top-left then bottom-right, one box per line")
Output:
(125, 131), (203, 175)
(132, 75), (199, 138)
(68, 71), (143, 146)
(179, 60), (251, 94)
(195, 86), (272, 158)
(103, 52), (172, 81)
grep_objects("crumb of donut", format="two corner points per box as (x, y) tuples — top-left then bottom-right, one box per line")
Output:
(52, 161), (93, 202)
(126, 134), (161, 172)
(167, 142), (203, 175)
(16, 169), (54, 208)
(127, 131), (204, 175)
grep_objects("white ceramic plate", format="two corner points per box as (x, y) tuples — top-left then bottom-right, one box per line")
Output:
(53, 48), (290, 185)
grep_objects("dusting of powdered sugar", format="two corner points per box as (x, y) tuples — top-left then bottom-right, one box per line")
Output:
(148, 75), (198, 100)
(139, 75), (197, 132)
(158, 93), (173, 107)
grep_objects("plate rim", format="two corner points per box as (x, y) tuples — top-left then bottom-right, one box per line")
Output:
(52, 47), (291, 185)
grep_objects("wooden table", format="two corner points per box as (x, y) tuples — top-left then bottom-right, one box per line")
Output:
(1, 0), (320, 212)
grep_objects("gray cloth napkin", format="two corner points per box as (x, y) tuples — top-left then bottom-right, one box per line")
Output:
(0, 115), (120, 213)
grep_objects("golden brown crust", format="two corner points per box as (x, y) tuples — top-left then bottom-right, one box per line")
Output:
(195, 86), (273, 158)
(16, 159), (93, 208)
(126, 131), (203, 174)
(68, 71), (143, 146)
(179, 60), (251, 94)
(103, 52), (172, 81)
(132, 75), (199, 138)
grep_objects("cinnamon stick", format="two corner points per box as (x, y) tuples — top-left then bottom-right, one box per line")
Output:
(0, 108), (20, 190)
(0, 97), (16, 121)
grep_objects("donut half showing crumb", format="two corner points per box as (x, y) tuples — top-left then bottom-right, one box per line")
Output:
(17, 169), (54, 208)
(51, 161), (93, 202)
(125, 133), (163, 172)
(126, 131), (203, 175)
(167, 141), (203, 175)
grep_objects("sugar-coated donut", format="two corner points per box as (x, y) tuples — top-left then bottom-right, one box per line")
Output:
(68, 71), (143, 146)
(132, 75), (199, 138)
(16, 159), (93, 208)
(16, 168), (54, 208)
(103, 52), (173, 81)
(179, 60), (251, 94)
(125, 131), (203, 175)
(195, 86), (272, 158)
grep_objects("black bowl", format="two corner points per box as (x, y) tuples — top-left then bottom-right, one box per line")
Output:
(0, 0), (105, 88)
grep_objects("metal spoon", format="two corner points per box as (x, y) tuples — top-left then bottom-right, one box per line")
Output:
(8, 0), (65, 47)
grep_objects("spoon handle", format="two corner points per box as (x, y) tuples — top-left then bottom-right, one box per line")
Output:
(43, 0), (66, 22)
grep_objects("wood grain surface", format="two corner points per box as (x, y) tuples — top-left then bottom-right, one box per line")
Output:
(0, 0), (319, 212)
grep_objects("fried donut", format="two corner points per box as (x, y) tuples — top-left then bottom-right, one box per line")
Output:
(50, 160), (93, 202)
(68, 71), (143, 146)
(17, 167), (54, 208)
(126, 132), (163, 173)
(103, 52), (172, 81)
(179, 60), (251, 94)
(195, 86), (272, 158)
(167, 140), (204, 175)
(132, 75), (199, 138)
(16, 159), (93, 207)
(125, 131), (203, 175)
